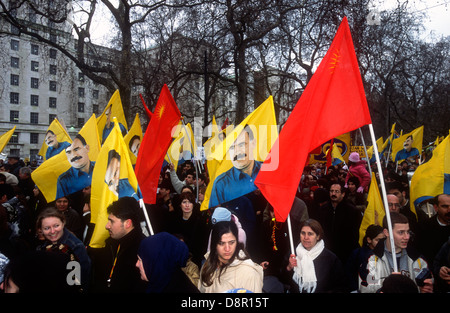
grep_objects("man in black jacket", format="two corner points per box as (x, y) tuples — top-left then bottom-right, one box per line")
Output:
(89, 197), (147, 293)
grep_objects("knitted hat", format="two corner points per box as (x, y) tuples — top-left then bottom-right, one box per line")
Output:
(349, 152), (360, 163)
(211, 207), (231, 224)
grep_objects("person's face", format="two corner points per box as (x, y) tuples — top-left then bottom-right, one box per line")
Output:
(158, 187), (170, 197)
(366, 232), (386, 250)
(181, 198), (193, 214)
(230, 130), (255, 170)
(130, 138), (140, 157)
(45, 132), (57, 148)
(105, 214), (128, 240)
(136, 256), (148, 282)
(387, 195), (401, 213)
(348, 181), (356, 193)
(66, 138), (90, 170)
(105, 157), (120, 196)
(41, 216), (64, 243)
(55, 197), (69, 212)
(300, 226), (320, 251)
(403, 137), (413, 151)
(385, 223), (410, 252)
(330, 184), (344, 204)
(216, 232), (237, 265)
(185, 174), (194, 185)
(434, 195), (450, 225)
(388, 189), (405, 205)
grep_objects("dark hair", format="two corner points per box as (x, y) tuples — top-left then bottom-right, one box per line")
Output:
(363, 224), (384, 247)
(200, 221), (248, 287)
(383, 212), (409, 229)
(0, 184), (15, 200)
(347, 176), (360, 188)
(107, 149), (121, 164)
(128, 135), (140, 150)
(386, 181), (405, 193)
(179, 191), (195, 204)
(299, 219), (324, 240)
(74, 134), (87, 146)
(107, 196), (141, 228)
(379, 274), (418, 293)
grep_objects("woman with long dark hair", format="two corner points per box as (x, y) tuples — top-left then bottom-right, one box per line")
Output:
(198, 221), (263, 293)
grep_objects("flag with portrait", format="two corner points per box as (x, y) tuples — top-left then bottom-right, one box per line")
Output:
(38, 118), (72, 161)
(89, 118), (141, 248)
(97, 90), (128, 145)
(123, 113), (143, 165)
(201, 96), (278, 211)
(31, 114), (101, 202)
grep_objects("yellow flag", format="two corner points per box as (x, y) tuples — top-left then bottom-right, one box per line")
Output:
(97, 90), (128, 144)
(359, 174), (385, 246)
(391, 126), (423, 163)
(89, 118), (141, 248)
(201, 96), (278, 211)
(38, 118), (72, 160)
(331, 142), (346, 165)
(123, 113), (142, 165)
(367, 136), (384, 162)
(410, 134), (450, 214)
(0, 126), (16, 154)
(165, 122), (197, 171)
(32, 115), (101, 202)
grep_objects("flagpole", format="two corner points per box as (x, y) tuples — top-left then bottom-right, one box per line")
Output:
(358, 128), (372, 177)
(286, 213), (295, 256)
(139, 198), (154, 236)
(368, 124), (398, 272)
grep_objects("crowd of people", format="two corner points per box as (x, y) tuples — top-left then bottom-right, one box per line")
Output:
(0, 151), (449, 294)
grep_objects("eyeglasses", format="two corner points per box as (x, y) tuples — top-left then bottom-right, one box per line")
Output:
(388, 203), (401, 208)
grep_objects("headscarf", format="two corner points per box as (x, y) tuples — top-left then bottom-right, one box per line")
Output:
(137, 232), (189, 293)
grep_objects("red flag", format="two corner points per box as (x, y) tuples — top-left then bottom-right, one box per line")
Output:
(255, 17), (372, 222)
(135, 85), (181, 203)
(139, 93), (153, 119)
(325, 139), (334, 174)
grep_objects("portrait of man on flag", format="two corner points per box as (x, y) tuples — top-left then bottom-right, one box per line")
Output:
(209, 125), (261, 207)
(38, 118), (72, 161)
(32, 114), (101, 202)
(202, 96), (278, 210)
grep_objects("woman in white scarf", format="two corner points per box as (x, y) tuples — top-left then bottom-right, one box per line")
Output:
(286, 219), (345, 293)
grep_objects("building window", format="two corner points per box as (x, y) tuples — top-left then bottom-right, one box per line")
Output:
(31, 43), (39, 55)
(77, 118), (85, 128)
(10, 134), (19, 144)
(30, 133), (39, 144)
(93, 90), (99, 99)
(49, 97), (57, 108)
(49, 48), (57, 59)
(49, 64), (57, 75)
(10, 111), (19, 123)
(11, 57), (19, 68)
(10, 74), (19, 86)
(93, 104), (99, 114)
(78, 102), (85, 113)
(49, 33), (57, 43)
(10, 39), (19, 51)
(49, 81), (57, 91)
(10, 92), (19, 104)
(30, 94), (39, 106)
(78, 72), (84, 82)
(31, 77), (39, 89)
(31, 60), (39, 72)
(78, 87), (85, 98)
(30, 112), (39, 124)
(49, 114), (57, 124)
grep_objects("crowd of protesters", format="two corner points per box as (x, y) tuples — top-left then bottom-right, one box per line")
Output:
(0, 151), (449, 294)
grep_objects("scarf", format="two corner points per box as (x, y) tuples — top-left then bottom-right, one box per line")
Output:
(292, 239), (324, 293)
